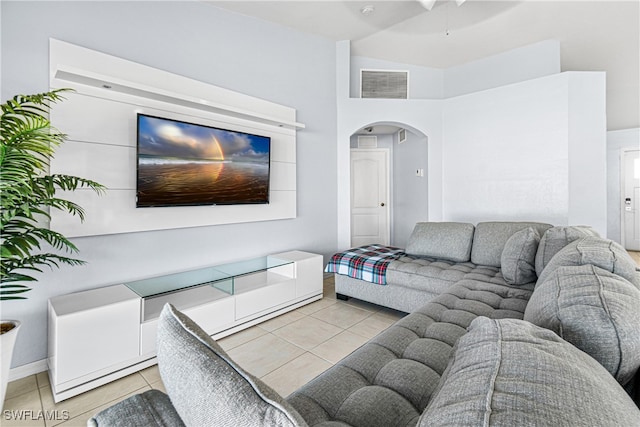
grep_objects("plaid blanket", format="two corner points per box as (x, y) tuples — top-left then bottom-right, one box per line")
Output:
(325, 245), (405, 285)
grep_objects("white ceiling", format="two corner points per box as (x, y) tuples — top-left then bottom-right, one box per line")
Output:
(209, 0), (639, 130)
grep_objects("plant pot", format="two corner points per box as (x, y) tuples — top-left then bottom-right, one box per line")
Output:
(1, 320), (21, 411)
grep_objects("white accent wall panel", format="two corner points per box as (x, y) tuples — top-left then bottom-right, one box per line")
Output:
(53, 141), (135, 190)
(52, 189), (297, 237)
(49, 40), (299, 237)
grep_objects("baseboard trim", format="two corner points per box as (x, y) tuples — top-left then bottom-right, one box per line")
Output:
(9, 359), (47, 381)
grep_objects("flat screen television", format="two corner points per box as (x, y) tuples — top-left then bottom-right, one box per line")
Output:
(136, 114), (271, 208)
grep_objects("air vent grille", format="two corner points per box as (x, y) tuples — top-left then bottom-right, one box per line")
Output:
(357, 136), (378, 148)
(361, 70), (408, 99)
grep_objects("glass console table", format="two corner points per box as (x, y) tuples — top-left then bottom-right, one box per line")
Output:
(125, 256), (295, 321)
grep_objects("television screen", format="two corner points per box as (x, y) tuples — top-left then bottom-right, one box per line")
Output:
(136, 114), (271, 207)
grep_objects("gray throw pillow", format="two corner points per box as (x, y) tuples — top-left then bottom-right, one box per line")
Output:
(537, 236), (640, 288)
(534, 225), (599, 276)
(405, 222), (475, 262)
(419, 317), (640, 427)
(524, 265), (640, 386)
(157, 304), (308, 427)
(500, 227), (540, 285)
(470, 222), (552, 267)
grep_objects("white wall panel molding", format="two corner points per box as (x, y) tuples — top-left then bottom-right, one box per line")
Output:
(50, 40), (304, 130)
(49, 39), (300, 237)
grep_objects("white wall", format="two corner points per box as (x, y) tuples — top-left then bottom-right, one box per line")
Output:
(443, 74), (568, 225)
(443, 40), (561, 98)
(392, 131), (428, 247)
(443, 72), (607, 235)
(567, 72), (607, 232)
(1, 1), (337, 369)
(607, 128), (640, 242)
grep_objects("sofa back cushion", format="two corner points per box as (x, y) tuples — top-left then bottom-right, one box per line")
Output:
(419, 317), (640, 427)
(405, 222), (475, 262)
(157, 304), (307, 427)
(470, 222), (552, 267)
(524, 265), (640, 386)
(536, 236), (640, 288)
(500, 227), (540, 285)
(535, 225), (599, 276)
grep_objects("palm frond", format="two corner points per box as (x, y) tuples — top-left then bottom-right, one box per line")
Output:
(1, 89), (103, 300)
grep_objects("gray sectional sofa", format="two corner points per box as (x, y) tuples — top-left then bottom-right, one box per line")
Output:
(90, 223), (640, 427)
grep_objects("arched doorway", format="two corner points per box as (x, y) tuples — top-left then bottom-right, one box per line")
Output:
(349, 122), (428, 248)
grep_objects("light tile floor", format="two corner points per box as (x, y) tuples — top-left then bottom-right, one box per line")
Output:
(2, 276), (405, 427)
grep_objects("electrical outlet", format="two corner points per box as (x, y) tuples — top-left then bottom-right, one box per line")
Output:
(415, 168), (424, 177)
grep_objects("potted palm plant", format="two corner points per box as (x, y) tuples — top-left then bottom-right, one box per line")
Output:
(0, 89), (104, 409)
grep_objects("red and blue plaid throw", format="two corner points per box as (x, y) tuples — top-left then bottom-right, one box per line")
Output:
(325, 245), (405, 285)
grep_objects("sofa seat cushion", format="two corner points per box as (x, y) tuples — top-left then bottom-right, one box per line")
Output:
(405, 222), (475, 262)
(89, 389), (185, 427)
(525, 264), (640, 386)
(386, 256), (507, 294)
(157, 304), (307, 427)
(287, 281), (532, 427)
(537, 236), (640, 288)
(420, 317), (640, 427)
(470, 222), (552, 267)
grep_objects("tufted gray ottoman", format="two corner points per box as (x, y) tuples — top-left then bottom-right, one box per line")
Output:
(286, 279), (533, 426)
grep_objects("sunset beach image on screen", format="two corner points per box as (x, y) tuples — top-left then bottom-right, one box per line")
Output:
(136, 114), (271, 207)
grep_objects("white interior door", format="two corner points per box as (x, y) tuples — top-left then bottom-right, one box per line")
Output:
(623, 150), (640, 250)
(350, 149), (390, 247)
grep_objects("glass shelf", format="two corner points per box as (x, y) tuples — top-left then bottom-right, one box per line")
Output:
(125, 256), (294, 299)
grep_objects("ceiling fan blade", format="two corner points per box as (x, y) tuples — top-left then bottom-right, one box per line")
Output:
(418, 0), (437, 11)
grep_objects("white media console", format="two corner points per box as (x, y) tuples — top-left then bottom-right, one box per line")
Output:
(47, 251), (323, 402)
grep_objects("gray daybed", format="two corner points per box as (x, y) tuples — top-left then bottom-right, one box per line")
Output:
(329, 221), (560, 313)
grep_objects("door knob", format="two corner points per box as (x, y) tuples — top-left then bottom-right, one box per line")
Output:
(380, 202), (385, 207)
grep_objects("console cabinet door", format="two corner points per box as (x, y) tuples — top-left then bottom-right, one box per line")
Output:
(294, 254), (323, 298)
(48, 285), (140, 387)
(235, 273), (296, 320)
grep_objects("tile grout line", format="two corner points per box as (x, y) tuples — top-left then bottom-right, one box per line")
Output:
(250, 299), (371, 379)
(35, 383), (46, 427)
(258, 350), (336, 381)
(255, 322), (343, 379)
